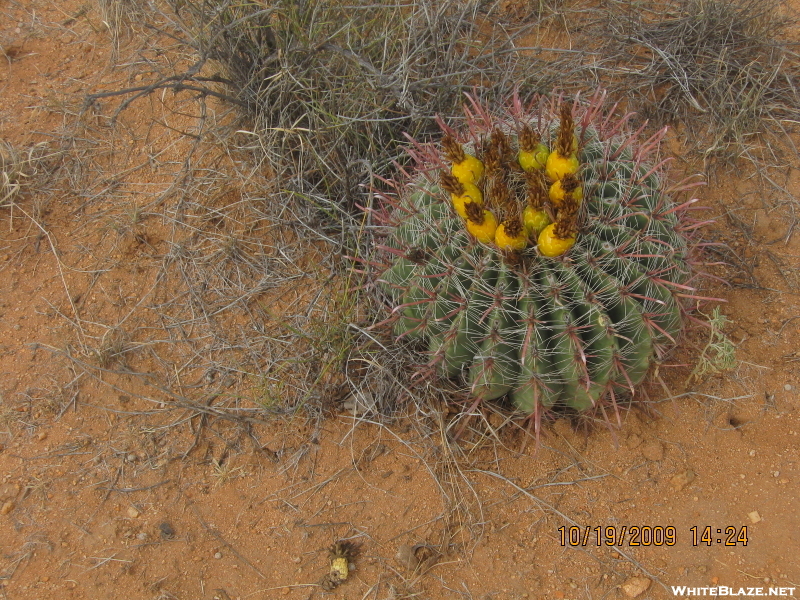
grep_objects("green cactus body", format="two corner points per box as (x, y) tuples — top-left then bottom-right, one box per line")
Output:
(468, 262), (520, 401)
(376, 93), (703, 414)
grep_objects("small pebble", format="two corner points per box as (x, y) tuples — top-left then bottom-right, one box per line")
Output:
(127, 453), (137, 462)
(1, 501), (14, 515)
(159, 522), (175, 538)
(621, 576), (652, 598)
(0, 483), (19, 501)
(626, 433), (642, 449)
(641, 440), (664, 461)
(127, 507), (140, 518)
(137, 532), (148, 540)
(748, 510), (762, 523)
(37, 431), (47, 441)
(749, 449), (756, 457)
(785, 384), (793, 391)
(214, 552), (223, 559)
(670, 469), (696, 491)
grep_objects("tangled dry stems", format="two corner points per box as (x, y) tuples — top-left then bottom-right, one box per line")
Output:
(1, 140), (43, 209)
(604, 0), (800, 166)
(174, 0), (604, 213)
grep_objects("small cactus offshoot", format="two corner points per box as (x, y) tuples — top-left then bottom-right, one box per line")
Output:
(373, 91), (709, 420)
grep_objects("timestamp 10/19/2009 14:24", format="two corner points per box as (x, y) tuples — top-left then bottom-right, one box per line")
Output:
(558, 525), (749, 547)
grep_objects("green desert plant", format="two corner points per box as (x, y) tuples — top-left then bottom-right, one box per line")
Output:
(371, 91), (712, 424)
(690, 307), (737, 381)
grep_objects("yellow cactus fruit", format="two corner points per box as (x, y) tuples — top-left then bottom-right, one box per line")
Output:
(518, 144), (549, 172)
(549, 175), (583, 206)
(538, 223), (576, 257)
(451, 154), (484, 185)
(545, 151), (580, 181)
(442, 135), (484, 185)
(464, 201), (498, 244)
(450, 183), (483, 218)
(517, 124), (549, 172)
(546, 102), (580, 181)
(495, 220), (528, 251)
(523, 205), (551, 237)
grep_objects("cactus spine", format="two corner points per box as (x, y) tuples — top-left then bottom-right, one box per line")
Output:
(375, 92), (704, 415)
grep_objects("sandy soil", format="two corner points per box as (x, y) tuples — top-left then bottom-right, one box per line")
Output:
(1, 2), (798, 599)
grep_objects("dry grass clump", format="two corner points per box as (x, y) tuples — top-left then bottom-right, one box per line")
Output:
(96, 0), (150, 50)
(1, 140), (32, 208)
(176, 0), (589, 212)
(605, 0), (800, 164)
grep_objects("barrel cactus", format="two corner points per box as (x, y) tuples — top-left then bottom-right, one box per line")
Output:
(374, 91), (705, 417)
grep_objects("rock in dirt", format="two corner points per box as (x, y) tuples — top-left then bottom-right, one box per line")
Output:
(670, 469), (696, 491)
(1, 501), (14, 515)
(127, 506), (140, 518)
(626, 433), (642, 450)
(396, 544), (440, 573)
(621, 576), (651, 597)
(342, 392), (377, 416)
(159, 522), (175, 538)
(748, 510), (762, 523)
(640, 440), (664, 461)
(0, 483), (19, 501)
